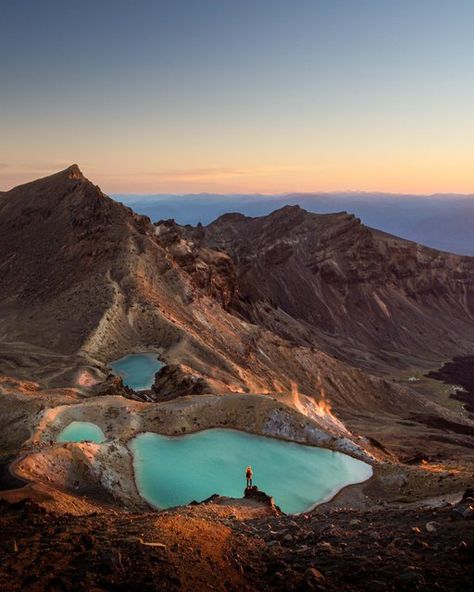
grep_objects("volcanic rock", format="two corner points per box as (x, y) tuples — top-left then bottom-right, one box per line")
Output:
(200, 205), (474, 371)
(151, 364), (214, 401)
(244, 486), (280, 513)
(2, 166), (474, 468)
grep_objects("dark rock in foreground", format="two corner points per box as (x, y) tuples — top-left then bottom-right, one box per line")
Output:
(1, 494), (474, 591)
(244, 485), (281, 513)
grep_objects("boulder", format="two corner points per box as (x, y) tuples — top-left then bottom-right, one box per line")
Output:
(244, 486), (281, 513)
(151, 364), (214, 401)
(425, 521), (440, 533)
(304, 567), (325, 583)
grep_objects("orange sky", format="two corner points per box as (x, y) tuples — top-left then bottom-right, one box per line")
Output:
(1, 1), (474, 195)
(2, 154), (474, 196)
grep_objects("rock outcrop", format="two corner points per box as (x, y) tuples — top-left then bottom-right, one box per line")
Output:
(199, 205), (474, 371)
(151, 364), (214, 401)
(2, 167), (474, 461)
(244, 486), (280, 513)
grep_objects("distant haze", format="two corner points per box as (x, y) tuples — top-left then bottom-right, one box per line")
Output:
(114, 193), (474, 256)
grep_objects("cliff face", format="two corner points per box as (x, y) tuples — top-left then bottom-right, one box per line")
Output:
(201, 205), (474, 370)
(153, 219), (237, 309)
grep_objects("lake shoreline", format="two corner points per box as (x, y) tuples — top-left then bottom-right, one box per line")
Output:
(130, 428), (373, 514)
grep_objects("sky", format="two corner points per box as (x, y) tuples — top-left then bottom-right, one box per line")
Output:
(1, 0), (474, 194)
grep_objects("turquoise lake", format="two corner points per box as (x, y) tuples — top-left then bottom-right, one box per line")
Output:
(57, 421), (105, 443)
(110, 353), (164, 391)
(131, 429), (373, 514)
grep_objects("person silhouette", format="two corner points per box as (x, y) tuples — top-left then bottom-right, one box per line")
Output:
(246, 465), (253, 488)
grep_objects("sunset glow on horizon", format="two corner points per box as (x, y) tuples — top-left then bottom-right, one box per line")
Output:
(1, 0), (474, 195)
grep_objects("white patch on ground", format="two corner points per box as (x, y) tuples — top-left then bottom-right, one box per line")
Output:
(334, 437), (376, 463)
(373, 292), (391, 318)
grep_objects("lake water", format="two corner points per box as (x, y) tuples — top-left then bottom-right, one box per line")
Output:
(57, 421), (105, 443)
(131, 429), (372, 514)
(109, 353), (164, 391)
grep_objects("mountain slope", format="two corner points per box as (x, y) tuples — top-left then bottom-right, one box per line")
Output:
(116, 191), (474, 255)
(0, 164), (156, 355)
(0, 167), (399, 412)
(197, 205), (474, 372)
(2, 167), (474, 460)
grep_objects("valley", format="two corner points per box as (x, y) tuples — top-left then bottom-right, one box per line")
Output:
(0, 166), (473, 590)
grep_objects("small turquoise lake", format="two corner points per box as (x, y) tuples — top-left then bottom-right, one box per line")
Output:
(131, 429), (372, 514)
(110, 353), (164, 391)
(57, 421), (105, 443)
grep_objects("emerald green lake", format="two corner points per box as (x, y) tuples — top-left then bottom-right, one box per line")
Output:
(110, 353), (163, 391)
(57, 421), (105, 443)
(131, 429), (372, 514)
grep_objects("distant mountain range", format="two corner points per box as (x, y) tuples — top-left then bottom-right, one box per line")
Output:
(115, 191), (474, 256)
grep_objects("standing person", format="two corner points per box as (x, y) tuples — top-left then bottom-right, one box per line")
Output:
(246, 465), (253, 488)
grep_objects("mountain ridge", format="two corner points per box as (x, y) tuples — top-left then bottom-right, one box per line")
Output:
(188, 203), (474, 371)
(116, 190), (474, 255)
(1, 166), (474, 460)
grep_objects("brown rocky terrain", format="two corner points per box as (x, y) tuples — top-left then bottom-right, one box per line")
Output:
(0, 491), (473, 592)
(0, 165), (408, 411)
(1, 166), (474, 590)
(1, 165), (474, 461)
(196, 205), (474, 373)
(0, 165), (465, 443)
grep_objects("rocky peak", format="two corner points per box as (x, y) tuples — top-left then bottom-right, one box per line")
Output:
(266, 203), (303, 219)
(63, 163), (85, 180)
(212, 212), (249, 224)
(3, 164), (93, 208)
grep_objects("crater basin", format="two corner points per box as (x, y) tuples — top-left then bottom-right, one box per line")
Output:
(131, 428), (373, 514)
(57, 421), (105, 443)
(109, 353), (164, 391)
